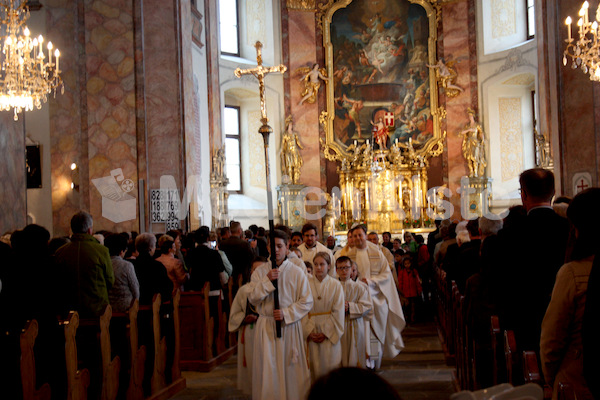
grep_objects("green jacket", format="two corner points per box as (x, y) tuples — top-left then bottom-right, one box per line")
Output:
(55, 233), (115, 317)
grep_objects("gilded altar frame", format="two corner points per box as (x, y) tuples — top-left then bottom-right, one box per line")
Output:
(320, 0), (443, 160)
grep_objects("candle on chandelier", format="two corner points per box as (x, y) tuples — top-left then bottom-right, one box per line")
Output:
(583, 1), (590, 25)
(566, 16), (572, 40)
(48, 42), (53, 65)
(55, 49), (60, 71)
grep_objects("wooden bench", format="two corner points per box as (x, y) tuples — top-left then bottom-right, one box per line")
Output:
(179, 283), (235, 371)
(63, 311), (91, 400)
(20, 319), (51, 400)
(112, 300), (146, 400)
(490, 315), (502, 385)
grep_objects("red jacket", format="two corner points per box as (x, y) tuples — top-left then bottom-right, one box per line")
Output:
(398, 268), (422, 298)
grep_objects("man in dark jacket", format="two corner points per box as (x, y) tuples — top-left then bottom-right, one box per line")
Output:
(219, 221), (253, 283)
(497, 168), (569, 352)
(55, 211), (114, 318)
(185, 226), (225, 293)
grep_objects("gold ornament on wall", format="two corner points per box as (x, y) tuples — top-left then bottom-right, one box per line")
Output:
(296, 64), (329, 105)
(427, 57), (464, 98)
(287, 0), (316, 11)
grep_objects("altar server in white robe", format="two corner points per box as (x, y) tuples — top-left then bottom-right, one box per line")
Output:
(228, 257), (264, 395)
(302, 252), (345, 381)
(249, 229), (313, 400)
(335, 255), (373, 368)
(339, 224), (405, 368)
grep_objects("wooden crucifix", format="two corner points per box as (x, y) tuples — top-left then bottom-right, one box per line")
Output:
(234, 41), (287, 338)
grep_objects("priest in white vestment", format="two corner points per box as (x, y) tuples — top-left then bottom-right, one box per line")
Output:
(335, 255), (373, 368)
(297, 223), (335, 276)
(339, 225), (405, 368)
(249, 230), (313, 400)
(302, 252), (344, 381)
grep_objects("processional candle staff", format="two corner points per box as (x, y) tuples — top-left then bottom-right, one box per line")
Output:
(234, 41), (287, 338)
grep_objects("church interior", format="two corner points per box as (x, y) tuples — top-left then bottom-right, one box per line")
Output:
(0, 0), (599, 399)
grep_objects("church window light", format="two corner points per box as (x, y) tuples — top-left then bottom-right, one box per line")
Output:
(526, 0), (535, 39)
(224, 106), (242, 192)
(219, 0), (240, 56)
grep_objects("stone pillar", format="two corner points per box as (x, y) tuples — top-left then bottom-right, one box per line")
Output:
(0, 117), (26, 233)
(440, 0), (478, 219)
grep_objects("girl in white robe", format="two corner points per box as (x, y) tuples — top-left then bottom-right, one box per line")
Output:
(302, 252), (345, 381)
(228, 259), (262, 395)
(336, 255), (373, 368)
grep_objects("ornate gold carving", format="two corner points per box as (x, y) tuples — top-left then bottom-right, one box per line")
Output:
(428, 58), (464, 98)
(287, 0), (316, 11)
(296, 64), (329, 105)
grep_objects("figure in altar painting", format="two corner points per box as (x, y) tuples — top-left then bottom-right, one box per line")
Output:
(459, 109), (487, 178)
(281, 116), (304, 184)
(329, 0), (435, 151)
(298, 64), (329, 105)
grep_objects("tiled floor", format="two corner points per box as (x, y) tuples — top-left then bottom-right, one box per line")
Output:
(170, 321), (457, 400)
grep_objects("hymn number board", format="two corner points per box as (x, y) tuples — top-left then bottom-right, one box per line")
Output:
(150, 189), (180, 230)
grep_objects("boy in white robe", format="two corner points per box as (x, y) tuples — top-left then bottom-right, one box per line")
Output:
(336, 256), (373, 368)
(302, 252), (345, 381)
(228, 257), (264, 395)
(249, 230), (313, 400)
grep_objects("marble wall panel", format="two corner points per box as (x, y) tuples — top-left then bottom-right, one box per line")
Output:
(0, 117), (26, 233)
(85, 0), (139, 233)
(288, 10), (321, 189)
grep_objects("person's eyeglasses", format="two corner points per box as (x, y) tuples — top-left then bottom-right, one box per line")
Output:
(518, 188), (522, 194)
(336, 266), (352, 270)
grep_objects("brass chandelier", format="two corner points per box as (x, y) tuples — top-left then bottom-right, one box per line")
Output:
(0, 0), (62, 121)
(563, 1), (600, 81)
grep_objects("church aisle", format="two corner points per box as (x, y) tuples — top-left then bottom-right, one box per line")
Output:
(169, 321), (456, 400)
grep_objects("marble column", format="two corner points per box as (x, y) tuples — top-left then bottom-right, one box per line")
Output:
(440, 0), (478, 219)
(0, 117), (26, 233)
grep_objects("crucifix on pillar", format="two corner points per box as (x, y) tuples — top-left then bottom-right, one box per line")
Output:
(234, 41), (287, 338)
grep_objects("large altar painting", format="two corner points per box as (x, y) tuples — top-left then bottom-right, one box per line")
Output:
(322, 0), (441, 157)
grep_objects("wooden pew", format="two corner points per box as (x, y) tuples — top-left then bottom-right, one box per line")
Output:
(150, 294), (167, 394)
(179, 282), (235, 371)
(504, 329), (517, 385)
(144, 292), (186, 400)
(124, 300), (146, 400)
(522, 350), (542, 386)
(490, 315), (502, 385)
(63, 311), (91, 400)
(99, 306), (121, 400)
(20, 319), (51, 400)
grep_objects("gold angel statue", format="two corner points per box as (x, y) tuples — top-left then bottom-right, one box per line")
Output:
(427, 57), (463, 98)
(459, 108), (487, 177)
(281, 116), (304, 184)
(297, 63), (329, 105)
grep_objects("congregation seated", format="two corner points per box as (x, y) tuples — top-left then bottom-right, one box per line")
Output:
(156, 235), (189, 293)
(132, 233), (172, 306)
(105, 233), (140, 313)
(185, 226), (226, 293)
